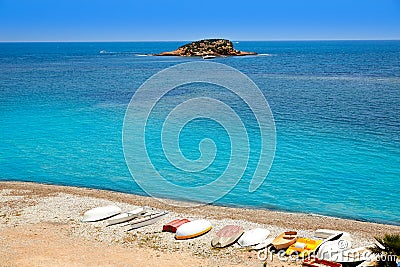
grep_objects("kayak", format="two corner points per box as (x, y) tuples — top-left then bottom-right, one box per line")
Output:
(107, 207), (145, 226)
(82, 205), (121, 222)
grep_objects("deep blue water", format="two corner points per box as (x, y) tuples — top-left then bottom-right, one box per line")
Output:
(1, 41), (399, 225)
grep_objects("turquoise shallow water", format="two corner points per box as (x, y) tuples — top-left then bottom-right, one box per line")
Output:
(1, 41), (399, 225)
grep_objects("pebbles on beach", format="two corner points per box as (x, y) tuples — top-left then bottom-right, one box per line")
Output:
(1, 182), (399, 267)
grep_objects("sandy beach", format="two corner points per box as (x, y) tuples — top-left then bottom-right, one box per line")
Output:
(1, 181), (399, 267)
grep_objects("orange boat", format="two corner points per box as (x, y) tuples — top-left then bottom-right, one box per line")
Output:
(271, 231), (298, 250)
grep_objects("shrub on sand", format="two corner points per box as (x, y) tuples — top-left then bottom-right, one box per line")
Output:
(371, 234), (400, 267)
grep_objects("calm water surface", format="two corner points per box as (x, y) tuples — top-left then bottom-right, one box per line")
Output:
(1, 41), (399, 225)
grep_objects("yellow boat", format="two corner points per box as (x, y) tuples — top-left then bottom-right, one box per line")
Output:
(286, 237), (323, 258)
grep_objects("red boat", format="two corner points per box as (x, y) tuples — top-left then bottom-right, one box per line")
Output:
(162, 219), (190, 233)
(303, 257), (342, 267)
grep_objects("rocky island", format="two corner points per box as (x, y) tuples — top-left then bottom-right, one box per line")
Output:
(155, 39), (257, 57)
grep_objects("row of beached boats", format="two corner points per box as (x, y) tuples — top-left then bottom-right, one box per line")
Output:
(82, 205), (378, 267)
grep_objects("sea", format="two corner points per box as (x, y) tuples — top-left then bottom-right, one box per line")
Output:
(1, 41), (399, 225)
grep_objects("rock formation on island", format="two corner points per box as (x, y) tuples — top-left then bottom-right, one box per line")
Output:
(155, 39), (257, 57)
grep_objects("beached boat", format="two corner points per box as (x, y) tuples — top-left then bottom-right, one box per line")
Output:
(202, 55), (216, 59)
(163, 219), (190, 233)
(238, 228), (271, 247)
(175, 219), (212, 240)
(107, 207), (145, 226)
(252, 237), (274, 250)
(302, 256), (342, 267)
(128, 210), (168, 230)
(286, 237), (323, 258)
(271, 231), (298, 250)
(315, 229), (351, 239)
(316, 233), (352, 261)
(335, 246), (374, 263)
(211, 225), (244, 248)
(82, 205), (121, 222)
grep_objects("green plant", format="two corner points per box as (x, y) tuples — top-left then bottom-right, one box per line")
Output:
(371, 234), (400, 267)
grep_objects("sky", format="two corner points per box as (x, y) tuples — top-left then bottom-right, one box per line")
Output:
(0, 0), (399, 42)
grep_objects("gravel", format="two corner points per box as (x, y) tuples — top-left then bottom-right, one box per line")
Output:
(0, 184), (381, 267)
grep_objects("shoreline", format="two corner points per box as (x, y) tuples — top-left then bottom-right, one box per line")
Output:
(1, 181), (399, 267)
(1, 181), (399, 233)
(2, 180), (399, 228)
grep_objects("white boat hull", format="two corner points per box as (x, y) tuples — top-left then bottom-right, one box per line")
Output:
(238, 228), (271, 247)
(129, 211), (168, 230)
(82, 205), (121, 222)
(175, 220), (212, 240)
(315, 229), (351, 239)
(252, 237), (274, 250)
(107, 207), (145, 226)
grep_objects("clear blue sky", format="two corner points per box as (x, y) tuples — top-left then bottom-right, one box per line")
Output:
(0, 0), (399, 41)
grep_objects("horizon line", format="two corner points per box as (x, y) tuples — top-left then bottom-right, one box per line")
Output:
(0, 38), (399, 43)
